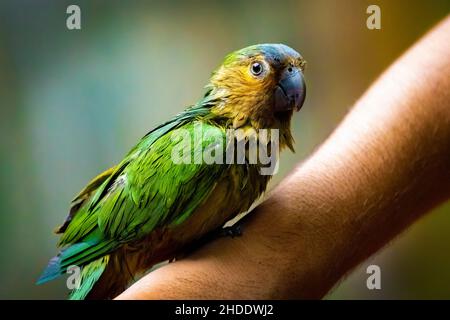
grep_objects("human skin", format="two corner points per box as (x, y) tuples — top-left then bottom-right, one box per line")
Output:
(116, 16), (450, 299)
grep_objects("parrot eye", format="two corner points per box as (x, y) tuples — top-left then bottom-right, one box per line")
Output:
(250, 62), (264, 76)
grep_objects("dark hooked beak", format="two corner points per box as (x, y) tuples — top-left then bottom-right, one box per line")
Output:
(274, 67), (306, 112)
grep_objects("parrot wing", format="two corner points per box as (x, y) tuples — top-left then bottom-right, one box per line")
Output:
(38, 105), (227, 283)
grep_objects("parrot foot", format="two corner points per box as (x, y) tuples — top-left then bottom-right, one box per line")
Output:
(219, 224), (242, 238)
(179, 223), (243, 258)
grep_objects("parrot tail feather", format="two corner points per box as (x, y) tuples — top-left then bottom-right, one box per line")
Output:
(36, 238), (114, 285)
(36, 255), (63, 284)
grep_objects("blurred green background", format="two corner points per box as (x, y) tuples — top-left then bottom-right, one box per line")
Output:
(0, 0), (449, 299)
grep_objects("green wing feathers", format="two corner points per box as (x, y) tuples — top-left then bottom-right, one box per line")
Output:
(37, 106), (228, 295)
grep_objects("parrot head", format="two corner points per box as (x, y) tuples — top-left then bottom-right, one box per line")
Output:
(206, 44), (306, 137)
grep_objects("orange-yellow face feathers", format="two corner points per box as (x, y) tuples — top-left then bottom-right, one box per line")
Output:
(206, 44), (306, 131)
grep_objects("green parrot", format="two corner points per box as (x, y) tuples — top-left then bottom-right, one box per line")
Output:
(37, 44), (306, 299)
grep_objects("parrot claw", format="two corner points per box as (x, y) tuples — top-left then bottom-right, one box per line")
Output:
(219, 224), (242, 238)
(178, 223), (244, 258)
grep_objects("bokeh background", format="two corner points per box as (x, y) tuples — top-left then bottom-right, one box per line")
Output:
(0, 0), (449, 299)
